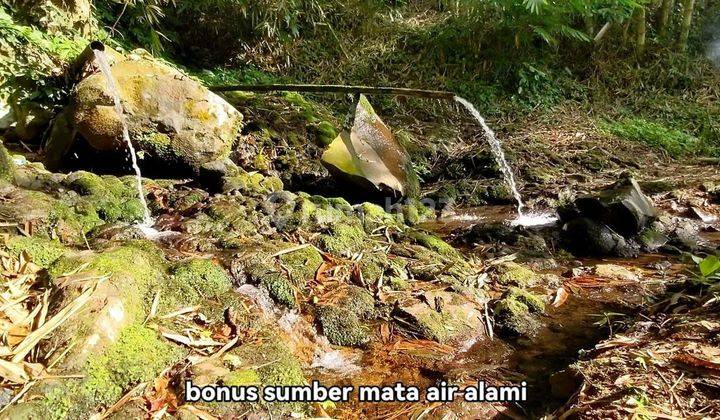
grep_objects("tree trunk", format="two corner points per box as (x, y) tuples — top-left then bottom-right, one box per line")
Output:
(633, 7), (647, 57)
(657, 0), (675, 39)
(678, 0), (696, 51)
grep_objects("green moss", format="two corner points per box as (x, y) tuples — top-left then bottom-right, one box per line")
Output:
(341, 285), (376, 319)
(493, 287), (545, 337)
(138, 132), (172, 158)
(601, 118), (699, 158)
(313, 121), (337, 146)
(319, 223), (366, 256)
(484, 180), (513, 203)
(43, 387), (72, 420)
(358, 202), (401, 232)
(504, 287), (545, 312)
(413, 310), (454, 342)
(229, 334), (307, 413)
(278, 245), (323, 286)
(261, 272), (296, 307)
(164, 259), (232, 308)
(407, 230), (459, 258)
(61, 171), (145, 224)
(0, 141), (15, 183)
(48, 242), (166, 323)
(491, 261), (537, 287)
(361, 256), (384, 284)
(222, 170), (283, 196)
(316, 306), (370, 347)
(6, 235), (66, 268)
(388, 276), (410, 291)
(224, 368), (261, 386)
(83, 325), (182, 405)
(252, 153), (270, 171)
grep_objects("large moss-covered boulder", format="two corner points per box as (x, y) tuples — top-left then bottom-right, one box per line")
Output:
(321, 95), (419, 198)
(46, 49), (243, 173)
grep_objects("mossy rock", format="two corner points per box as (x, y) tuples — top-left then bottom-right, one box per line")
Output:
(401, 199), (435, 226)
(6, 235), (66, 268)
(221, 169), (283, 196)
(392, 291), (480, 343)
(319, 223), (367, 257)
(483, 180), (513, 203)
(61, 171), (146, 224)
(493, 287), (545, 337)
(316, 305), (371, 347)
(278, 245), (323, 287)
(260, 271), (297, 308)
(163, 258), (232, 310)
(31, 325), (182, 419)
(358, 202), (403, 233)
(82, 324), (183, 406)
(46, 242), (168, 369)
(47, 54), (243, 174)
(388, 276), (411, 291)
(228, 334), (308, 414)
(311, 121), (337, 147)
(340, 285), (376, 319)
(490, 261), (538, 287)
(407, 230), (459, 259)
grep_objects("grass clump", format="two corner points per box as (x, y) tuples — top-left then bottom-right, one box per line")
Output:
(601, 118), (700, 158)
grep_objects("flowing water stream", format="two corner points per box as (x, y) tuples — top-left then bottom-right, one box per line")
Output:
(92, 47), (153, 226)
(454, 96), (557, 227)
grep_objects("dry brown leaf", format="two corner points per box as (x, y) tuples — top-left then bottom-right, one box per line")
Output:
(552, 286), (570, 308)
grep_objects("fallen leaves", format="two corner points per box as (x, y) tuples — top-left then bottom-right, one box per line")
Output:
(551, 286), (570, 308)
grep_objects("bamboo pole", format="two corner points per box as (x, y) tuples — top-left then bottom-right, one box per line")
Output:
(209, 84), (457, 100)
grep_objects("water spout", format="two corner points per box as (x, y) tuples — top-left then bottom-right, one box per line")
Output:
(91, 42), (152, 226)
(454, 96), (557, 227)
(454, 96), (525, 215)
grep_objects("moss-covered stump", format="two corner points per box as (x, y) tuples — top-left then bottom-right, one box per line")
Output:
(392, 290), (483, 343)
(493, 287), (546, 338)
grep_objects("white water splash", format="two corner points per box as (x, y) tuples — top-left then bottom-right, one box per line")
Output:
(92, 48), (152, 226)
(311, 350), (360, 376)
(510, 212), (557, 227)
(455, 96), (525, 215)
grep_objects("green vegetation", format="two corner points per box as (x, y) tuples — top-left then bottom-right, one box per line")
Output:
(6, 235), (66, 268)
(601, 118), (703, 157)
